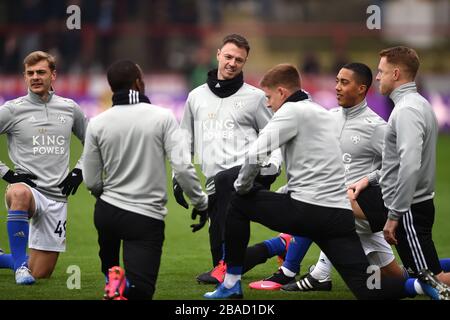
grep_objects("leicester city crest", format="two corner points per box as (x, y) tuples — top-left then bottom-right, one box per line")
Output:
(351, 135), (360, 144)
(57, 114), (66, 124)
(234, 101), (244, 110)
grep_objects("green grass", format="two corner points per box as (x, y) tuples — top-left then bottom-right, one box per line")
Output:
(0, 134), (449, 300)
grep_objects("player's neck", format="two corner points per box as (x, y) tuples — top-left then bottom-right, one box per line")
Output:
(392, 79), (414, 91)
(39, 92), (50, 103)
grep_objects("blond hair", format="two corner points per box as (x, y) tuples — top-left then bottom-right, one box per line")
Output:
(23, 51), (56, 71)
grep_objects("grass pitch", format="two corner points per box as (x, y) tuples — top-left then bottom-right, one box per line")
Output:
(0, 134), (449, 300)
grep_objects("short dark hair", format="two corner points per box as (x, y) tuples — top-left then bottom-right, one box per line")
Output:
(107, 60), (141, 92)
(222, 34), (250, 55)
(379, 46), (420, 79)
(342, 62), (373, 94)
(260, 63), (301, 90)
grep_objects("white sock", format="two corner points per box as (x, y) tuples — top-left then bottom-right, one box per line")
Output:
(414, 279), (424, 295)
(223, 273), (241, 289)
(281, 266), (296, 278)
(310, 251), (332, 280)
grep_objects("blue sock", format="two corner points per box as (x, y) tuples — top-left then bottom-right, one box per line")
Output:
(283, 236), (313, 274)
(0, 253), (14, 269)
(440, 258), (450, 272)
(7, 210), (30, 271)
(404, 278), (417, 297)
(404, 278), (418, 297)
(263, 236), (286, 256)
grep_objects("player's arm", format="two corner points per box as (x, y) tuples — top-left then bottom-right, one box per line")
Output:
(58, 102), (88, 196)
(0, 103), (14, 178)
(354, 124), (385, 188)
(71, 103), (89, 168)
(387, 107), (424, 220)
(164, 111), (207, 210)
(164, 112), (208, 232)
(370, 123), (387, 158)
(367, 124), (387, 185)
(235, 104), (298, 194)
(0, 102), (37, 186)
(172, 96), (196, 208)
(254, 94), (283, 184)
(179, 96), (195, 158)
(82, 121), (104, 198)
(349, 123), (387, 198)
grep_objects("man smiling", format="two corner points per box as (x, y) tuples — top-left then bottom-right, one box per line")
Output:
(175, 34), (281, 284)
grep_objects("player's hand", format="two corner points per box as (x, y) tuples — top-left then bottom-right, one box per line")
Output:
(190, 208), (208, 232)
(173, 178), (189, 209)
(2, 170), (37, 187)
(383, 218), (399, 245)
(58, 168), (83, 196)
(234, 179), (265, 196)
(347, 176), (369, 199)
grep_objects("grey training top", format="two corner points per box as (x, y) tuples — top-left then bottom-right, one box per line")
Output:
(331, 99), (386, 186)
(331, 99), (387, 233)
(180, 83), (282, 195)
(235, 98), (351, 210)
(378, 82), (438, 220)
(0, 90), (87, 202)
(83, 97), (208, 221)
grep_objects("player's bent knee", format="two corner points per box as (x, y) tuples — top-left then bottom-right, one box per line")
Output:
(6, 184), (32, 200)
(215, 170), (238, 189)
(380, 262), (405, 279)
(214, 170), (228, 185)
(5, 184), (33, 208)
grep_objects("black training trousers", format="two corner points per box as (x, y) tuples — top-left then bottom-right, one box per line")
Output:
(225, 190), (408, 300)
(208, 166), (242, 267)
(209, 165), (274, 267)
(358, 187), (442, 276)
(94, 198), (165, 300)
(396, 199), (442, 276)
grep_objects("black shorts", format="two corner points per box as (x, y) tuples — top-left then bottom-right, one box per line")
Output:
(356, 185), (388, 233)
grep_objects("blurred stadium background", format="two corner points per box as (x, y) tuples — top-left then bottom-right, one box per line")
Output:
(0, 0), (449, 300)
(1, 0), (449, 124)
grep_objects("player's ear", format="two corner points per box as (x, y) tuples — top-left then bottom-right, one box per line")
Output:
(136, 77), (145, 94)
(359, 84), (367, 95)
(277, 86), (284, 96)
(393, 67), (400, 81)
(216, 49), (221, 61)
